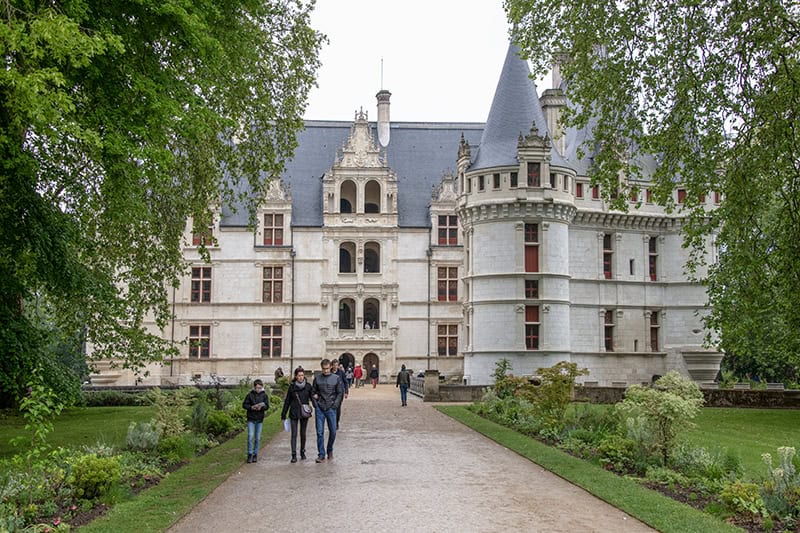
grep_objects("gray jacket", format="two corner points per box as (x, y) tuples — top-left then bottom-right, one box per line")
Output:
(312, 372), (344, 411)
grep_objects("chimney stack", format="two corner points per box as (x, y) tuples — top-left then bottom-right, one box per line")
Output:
(376, 89), (391, 147)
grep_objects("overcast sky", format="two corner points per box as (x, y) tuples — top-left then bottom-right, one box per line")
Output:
(304, 0), (540, 123)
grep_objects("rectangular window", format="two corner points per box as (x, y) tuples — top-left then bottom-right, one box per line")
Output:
(525, 279), (539, 299)
(438, 215), (458, 246)
(563, 176), (569, 192)
(575, 183), (584, 198)
(714, 191), (721, 205)
(592, 185), (600, 199)
(524, 223), (539, 273)
(510, 172), (518, 188)
(603, 234), (613, 279)
(192, 227), (213, 246)
(437, 324), (458, 356)
(648, 238), (658, 281)
(527, 162), (541, 187)
(264, 214), (284, 245)
(630, 190), (638, 203)
(493, 173), (501, 189)
(677, 188), (687, 204)
(646, 189), (652, 203)
(260, 325), (282, 358)
(262, 266), (283, 303)
(525, 305), (540, 350)
(437, 267), (458, 302)
(604, 310), (614, 351)
(467, 177), (472, 193)
(191, 267), (212, 303)
(650, 312), (660, 352)
(549, 173), (556, 188)
(699, 193), (706, 203)
(478, 175), (485, 191)
(629, 259), (635, 275)
(189, 325), (210, 358)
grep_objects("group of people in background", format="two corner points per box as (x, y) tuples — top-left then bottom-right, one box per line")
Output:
(242, 360), (413, 463)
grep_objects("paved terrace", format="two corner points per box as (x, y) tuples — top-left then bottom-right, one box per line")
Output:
(169, 385), (653, 532)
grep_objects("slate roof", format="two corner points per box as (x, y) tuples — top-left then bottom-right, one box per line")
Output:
(471, 43), (571, 172)
(220, 121), (484, 228)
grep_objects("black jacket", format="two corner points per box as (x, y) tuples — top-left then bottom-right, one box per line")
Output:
(396, 369), (411, 386)
(312, 372), (344, 411)
(281, 380), (313, 420)
(242, 389), (270, 422)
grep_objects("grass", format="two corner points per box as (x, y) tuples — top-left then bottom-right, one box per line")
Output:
(437, 405), (741, 533)
(0, 406), (155, 459)
(686, 408), (800, 477)
(79, 412), (282, 532)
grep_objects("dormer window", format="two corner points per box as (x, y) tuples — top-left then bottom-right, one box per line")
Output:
(527, 162), (541, 187)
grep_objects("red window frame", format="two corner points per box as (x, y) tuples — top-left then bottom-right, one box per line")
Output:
(650, 312), (660, 352)
(525, 223), (539, 273)
(192, 227), (213, 246)
(525, 279), (539, 299)
(264, 213), (284, 245)
(437, 324), (458, 356)
(438, 215), (458, 246)
(437, 267), (458, 302)
(525, 305), (540, 350)
(604, 311), (614, 351)
(648, 238), (658, 281)
(677, 189), (687, 204)
(592, 185), (600, 199)
(575, 183), (584, 198)
(603, 234), (613, 279)
(527, 162), (541, 187)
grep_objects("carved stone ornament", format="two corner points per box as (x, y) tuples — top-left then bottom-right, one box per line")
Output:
(337, 109), (385, 168)
(432, 174), (458, 202)
(265, 178), (291, 202)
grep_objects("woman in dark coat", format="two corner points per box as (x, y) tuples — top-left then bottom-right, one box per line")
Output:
(281, 367), (313, 463)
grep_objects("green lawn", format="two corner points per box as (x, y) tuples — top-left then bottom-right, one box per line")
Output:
(0, 406), (155, 459)
(686, 408), (800, 477)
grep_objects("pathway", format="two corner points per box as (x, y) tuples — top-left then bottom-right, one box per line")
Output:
(169, 384), (653, 532)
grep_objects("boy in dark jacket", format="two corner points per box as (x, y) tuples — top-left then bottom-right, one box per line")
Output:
(242, 379), (269, 463)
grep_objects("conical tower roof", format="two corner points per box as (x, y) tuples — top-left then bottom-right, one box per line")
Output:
(471, 43), (569, 171)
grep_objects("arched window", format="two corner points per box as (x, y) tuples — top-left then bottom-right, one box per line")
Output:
(364, 241), (380, 273)
(339, 298), (355, 329)
(364, 180), (381, 213)
(340, 180), (356, 213)
(339, 242), (356, 273)
(364, 298), (380, 330)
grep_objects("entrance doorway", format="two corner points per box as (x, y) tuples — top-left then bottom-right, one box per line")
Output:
(339, 352), (355, 370)
(363, 352), (379, 377)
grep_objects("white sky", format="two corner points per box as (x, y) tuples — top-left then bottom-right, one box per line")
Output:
(304, 0), (539, 123)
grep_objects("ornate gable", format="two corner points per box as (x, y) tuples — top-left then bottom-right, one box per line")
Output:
(336, 108), (385, 168)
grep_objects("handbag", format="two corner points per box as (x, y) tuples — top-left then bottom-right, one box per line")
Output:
(296, 391), (312, 418)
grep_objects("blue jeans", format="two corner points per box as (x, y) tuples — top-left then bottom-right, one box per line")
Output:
(399, 384), (408, 404)
(315, 406), (337, 458)
(247, 420), (263, 455)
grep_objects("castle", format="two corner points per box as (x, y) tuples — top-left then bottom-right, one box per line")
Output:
(91, 44), (722, 387)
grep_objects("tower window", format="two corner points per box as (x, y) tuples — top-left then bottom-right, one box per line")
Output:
(525, 305), (540, 350)
(478, 175), (485, 191)
(527, 162), (541, 187)
(576, 183), (584, 198)
(604, 311), (615, 351)
(510, 172), (518, 188)
(603, 234), (613, 279)
(649, 238), (658, 281)
(493, 173), (500, 189)
(525, 279), (539, 299)
(525, 223), (539, 272)
(650, 311), (660, 352)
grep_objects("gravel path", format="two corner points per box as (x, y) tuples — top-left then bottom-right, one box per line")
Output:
(168, 385), (653, 532)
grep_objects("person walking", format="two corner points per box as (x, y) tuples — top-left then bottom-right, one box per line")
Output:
(396, 364), (411, 406)
(369, 364), (379, 388)
(345, 365), (354, 389)
(311, 359), (344, 462)
(353, 364), (363, 388)
(331, 359), (349, 429)
(281, 367), (313, 463)
(242, 379), (269, 463)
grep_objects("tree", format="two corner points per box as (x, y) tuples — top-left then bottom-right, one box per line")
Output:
(506, 0), (800, 380)
(0, 1), (324, 402)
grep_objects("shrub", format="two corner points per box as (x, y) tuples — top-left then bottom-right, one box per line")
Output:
(126, 421), (161, 452)
(720, 480), (768, 518)
(80, 390), (146, 407)
(671, 443), (742, 482)
(205, 410), (235, 437)
(645, 466), (691, 487)
(67, 454), (121, 500)
(616, 371), (704, 466)
(520, 362), (589, 434)
(188, 400), (209, 433)
(148, 387), (191, 437)
(157, 435), (195, 465)
(597, 434), (638, 473)
(760, 447), (800, 519)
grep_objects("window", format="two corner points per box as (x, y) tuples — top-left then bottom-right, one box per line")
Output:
(510, 172), (518, 188)
(525, 305), (540, 350)
(650, 312), (660, 352)
(525, 279), (539, 299)
(630, 191), (638, 203)
(575, 183), (584, 198)
(699, 193), (706, 203)
(604, 311), (614, 351)
(364, 242), (381, 272)
(260, 325), (282, 357)
(629, 259), (635, 275)
(592, 185), (600, 199)
(602, 234), (613, 279)
(437, 267), (458, 302)
(467, 177), (472, 193)
(525, 223), (539, 272)
(549, 173), (556, 188)
(192, 226), (213, 246)
(478, 175), (485, 191)
(438, 215), (458, 245)
(437, 325), (458, 356)
(714, 191), (721, 205)
(263, 214), (284, 245)
(563, 176), (569, 192)
(364, 298), (380, 329)
(646, 189), (652, 203)
(189, 325), (210, 358)
(339, 299), (355, 329)
(191, 267), (211, 303)
(339, 242), (356, 273)
(648, 238), (658, 281)
(262, 266), (283, 303)
(677, 188), (687, 203)
(340, 180), (356, 213)
(527, 162), (541, 187)
(493, 173), (500, 189)
(365, 180), (381, 213)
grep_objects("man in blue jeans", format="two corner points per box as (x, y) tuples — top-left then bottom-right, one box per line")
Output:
(311, 359), (344, 463)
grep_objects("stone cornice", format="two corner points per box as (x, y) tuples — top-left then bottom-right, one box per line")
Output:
(572, 210), (684, 231)
(458, 200), (577, 224)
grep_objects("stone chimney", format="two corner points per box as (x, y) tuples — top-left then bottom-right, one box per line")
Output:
(376, 89), (391, 147)
(540, 55), (567, 156)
